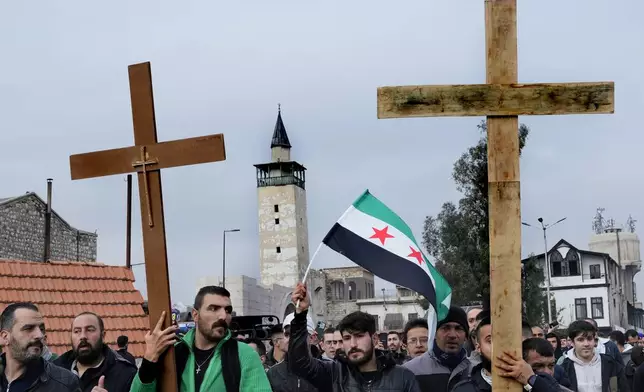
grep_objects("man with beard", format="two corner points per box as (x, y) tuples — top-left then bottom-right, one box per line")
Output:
(0, 302), (80, 392)
(289, 283), (420, 391)
(404, 306), (472, 391)
(452, 314), (560, 392)
(54, 312), (137, 392)
(130, 286), (271, 392)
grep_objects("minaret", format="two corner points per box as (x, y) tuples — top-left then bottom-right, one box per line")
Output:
(254, 105), (310, 288)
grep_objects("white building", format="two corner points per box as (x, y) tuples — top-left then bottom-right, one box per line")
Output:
(356, 286), (426, 332)
(526, 238), (641, 331)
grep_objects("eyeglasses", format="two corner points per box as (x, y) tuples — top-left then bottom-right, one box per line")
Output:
(408, 337), (429, 345)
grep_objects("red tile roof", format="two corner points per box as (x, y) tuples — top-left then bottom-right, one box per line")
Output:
(0, 259), (149, 357)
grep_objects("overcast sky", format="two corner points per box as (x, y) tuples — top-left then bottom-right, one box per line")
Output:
(1, 1), (642, 306)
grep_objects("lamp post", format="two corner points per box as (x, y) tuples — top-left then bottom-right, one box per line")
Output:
(222, 229), (240, 288)
(522, 217), (566, 325)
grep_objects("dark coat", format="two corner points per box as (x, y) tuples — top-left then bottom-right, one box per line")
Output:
(452, 363), (561, 392)
(115, 349), (136, 366)
(267, 356), (319, 392)
(0, 356), (80, 392)
(54, 345), (137, 392)
(287, 310), (421, 392)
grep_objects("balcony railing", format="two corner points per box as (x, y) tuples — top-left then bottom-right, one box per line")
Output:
(257, 175), (305, 189)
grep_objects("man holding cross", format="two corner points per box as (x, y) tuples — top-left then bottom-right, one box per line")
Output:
(130, 286), (271, 392)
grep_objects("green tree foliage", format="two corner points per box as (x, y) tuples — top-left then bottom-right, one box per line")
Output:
(422, 121), (544, 322)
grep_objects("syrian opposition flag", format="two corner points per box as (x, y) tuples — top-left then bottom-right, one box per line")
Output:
(322, 190), (451, 345)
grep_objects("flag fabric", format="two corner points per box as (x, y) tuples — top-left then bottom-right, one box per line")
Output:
(322, 190), (452, 344)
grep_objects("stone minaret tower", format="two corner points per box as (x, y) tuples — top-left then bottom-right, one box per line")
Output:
(254, 106), (310, 288)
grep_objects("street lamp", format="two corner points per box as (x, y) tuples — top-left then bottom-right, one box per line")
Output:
(522, 217), (566, 325)
(222, 229), (240, 288)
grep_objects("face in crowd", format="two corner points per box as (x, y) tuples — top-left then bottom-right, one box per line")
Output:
(387, 332), (402, 352)
(406, 324), (429, 359)
(72, 313), (105, 365)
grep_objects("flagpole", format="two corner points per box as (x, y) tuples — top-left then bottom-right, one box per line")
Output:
(296, 242), (324, 309)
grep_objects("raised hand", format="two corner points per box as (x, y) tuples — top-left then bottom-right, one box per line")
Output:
(291, 283), (309, 313)
(143, 311), (178, 363)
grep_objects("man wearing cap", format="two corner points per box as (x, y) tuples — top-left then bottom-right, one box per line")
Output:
(404, 306), (473, 392)
(266, 313), (319, 392)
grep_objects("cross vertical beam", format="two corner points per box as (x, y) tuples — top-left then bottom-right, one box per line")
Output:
(127, 62), (177, 392)
(486, 1), (521, 391)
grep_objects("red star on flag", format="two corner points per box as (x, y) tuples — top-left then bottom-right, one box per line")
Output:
(369, 226), (394, 245)
(407, 246), (424, 265)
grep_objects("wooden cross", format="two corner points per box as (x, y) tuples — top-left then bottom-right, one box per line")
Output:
(69, 62), (227, 392)
(376, 1), (613, 391)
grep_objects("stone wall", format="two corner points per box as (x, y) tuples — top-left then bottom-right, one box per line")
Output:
(0, 194), (97, 262)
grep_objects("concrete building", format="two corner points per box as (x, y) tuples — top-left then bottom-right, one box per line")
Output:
(526, 238), (642, 332)
(320, 266), (376, 327)
(0, 192), (97, 262)
(356, 285), (425, 332)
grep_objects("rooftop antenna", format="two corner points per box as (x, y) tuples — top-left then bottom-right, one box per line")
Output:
(626, 215), (637, 233)
(592, 207), (606, 234)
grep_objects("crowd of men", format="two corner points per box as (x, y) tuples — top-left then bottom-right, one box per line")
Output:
(1, 283), (643, 392)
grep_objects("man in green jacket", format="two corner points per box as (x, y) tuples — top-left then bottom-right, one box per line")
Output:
(129, 286), (271, 392)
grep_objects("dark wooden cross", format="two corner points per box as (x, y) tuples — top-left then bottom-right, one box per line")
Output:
(70, 62), (227, 392)
(376, 1), (613, 391)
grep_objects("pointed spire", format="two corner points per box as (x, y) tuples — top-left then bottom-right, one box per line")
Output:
(271, 103), (291, 149)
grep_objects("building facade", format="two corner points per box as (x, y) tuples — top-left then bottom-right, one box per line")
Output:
(0, 193), (97, 262)
(527, 239), (624, 330)
(356, 285), (425, 332)
(319, 266), (376, 327)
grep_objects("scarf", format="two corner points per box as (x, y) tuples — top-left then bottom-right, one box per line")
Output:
(433, 342), (466, 370)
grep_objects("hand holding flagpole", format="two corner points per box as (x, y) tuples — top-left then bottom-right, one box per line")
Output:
(295, 243), (323, 310)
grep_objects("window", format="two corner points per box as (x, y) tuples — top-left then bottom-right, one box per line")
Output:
(591, 297), (604, 319)
(550, 250), (564, 277)
(275, 218), (280, 225)
(575, 298), (588, 319)
(589, 264), (601, 279)
(565, 251), (580, 276)
(274, 205), (279, 212)
(331, 281), (345, 300)
(408, 313), (418, 321)
(372, 315), (380, 330)
(348, 282), (356, 300)
(276, 246), (281, 253)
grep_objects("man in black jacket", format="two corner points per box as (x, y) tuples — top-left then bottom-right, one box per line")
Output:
(267, 321), (319, 392)
(289, 283), (420, 391)
(54, 312), (137, 392)
(115, 336), (136, 366)
(453, 314), (561, 392)
(0, 302), (80, 392)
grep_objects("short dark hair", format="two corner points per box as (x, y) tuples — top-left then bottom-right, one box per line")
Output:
(403, 318), (429, 339)
(1, 303), (39, 331)
(568, 320), (597, 340)
(609, 330), (626, 346)
(117, 335), (129, 348)
(625, 329), (639, 340)
(387, 331), (400, 338)
(323, 327), (335, 335)
(245, 338), (267, 356)
(270, 324), (283, 336)
(337, 311), (376, 336)
(194, 286), (230, 310)
(546, 332), (561, 350)
(75, 312), (105, 333)
(522, 338), (554, 360)
(476, 314), (491, 340)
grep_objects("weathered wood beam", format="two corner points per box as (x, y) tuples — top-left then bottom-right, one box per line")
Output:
(69, 134), (226, 180)
(377, 82), (614, 118)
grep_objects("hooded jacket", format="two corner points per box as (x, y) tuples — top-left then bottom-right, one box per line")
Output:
(54, 345), (136, 392)
(288, 310), (420, 392)
(403, 348), (472, 392)
(561, 351), (630, 392)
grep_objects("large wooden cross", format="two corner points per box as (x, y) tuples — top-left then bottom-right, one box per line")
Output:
(70, 62), (226, 392)
(377, 1), (613, 391)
